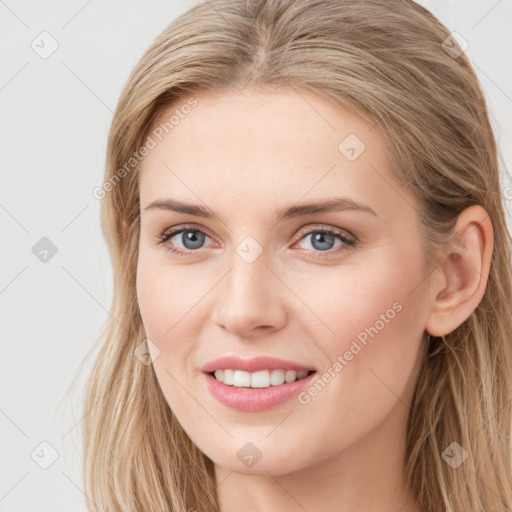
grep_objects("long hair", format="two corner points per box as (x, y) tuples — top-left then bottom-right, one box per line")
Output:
(80, 1), (512, 510)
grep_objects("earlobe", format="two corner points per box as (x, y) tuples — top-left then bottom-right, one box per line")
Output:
(425, 205), (494, 337)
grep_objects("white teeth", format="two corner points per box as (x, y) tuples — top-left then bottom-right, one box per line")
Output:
(270, 369), (285, 386)
(233, 370), (251, 387)
(212, 368), (312, 388)
(285, 370), (296, 383)
(223, 369), (234, 385)
(251, 370), (271, 388)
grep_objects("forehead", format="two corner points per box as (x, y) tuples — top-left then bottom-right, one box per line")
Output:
(138, 88), (400, 217)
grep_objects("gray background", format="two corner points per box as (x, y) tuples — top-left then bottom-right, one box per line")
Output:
(1, 1), (511, 510)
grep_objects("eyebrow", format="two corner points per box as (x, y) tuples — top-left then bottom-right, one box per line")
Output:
(144, 196), (378, 222)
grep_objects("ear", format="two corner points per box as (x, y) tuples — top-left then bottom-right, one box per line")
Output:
(425, 205), (494, 337)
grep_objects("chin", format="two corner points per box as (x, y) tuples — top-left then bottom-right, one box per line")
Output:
(206, 441), (313, 477)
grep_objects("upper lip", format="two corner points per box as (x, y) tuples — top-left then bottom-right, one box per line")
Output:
(201, 356), (316, 373)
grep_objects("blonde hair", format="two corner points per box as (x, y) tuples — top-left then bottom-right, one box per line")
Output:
(79, 0), (512, 510)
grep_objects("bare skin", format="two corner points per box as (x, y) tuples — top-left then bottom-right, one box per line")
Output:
(136, 87), (493, 512)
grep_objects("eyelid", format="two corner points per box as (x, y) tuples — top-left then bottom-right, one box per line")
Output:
(157, 223), (215, 244)
(294, 224), (356, 243)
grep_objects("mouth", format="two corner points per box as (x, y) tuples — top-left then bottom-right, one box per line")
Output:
(207, 368), (316, 389)
(203, 368), (318, 412)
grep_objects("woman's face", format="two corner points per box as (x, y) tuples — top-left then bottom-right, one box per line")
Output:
(136, 87), (431, 476)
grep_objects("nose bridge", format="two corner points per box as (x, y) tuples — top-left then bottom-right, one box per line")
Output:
(225, 240), (271, 304)
(213, 236), (286, 335)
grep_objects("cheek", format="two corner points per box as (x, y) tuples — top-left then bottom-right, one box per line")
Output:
(136, 259), (186, 380)
(297, 245), (426, 393)
(294, 249), (424, 346)
(136, 255), (204, 341)
(135, 256), (216, 408)
(136, 258), (205, 423)
(286, 258), (426, 462)
(311, 255), (425, 402)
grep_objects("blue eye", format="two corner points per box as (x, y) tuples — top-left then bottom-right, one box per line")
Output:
(297, 228), (354, 252)
(171, 229), (206, 250)
(156, 224), (356, 258)
(156, 225), (212, 256)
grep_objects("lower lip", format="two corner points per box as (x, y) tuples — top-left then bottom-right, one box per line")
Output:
(203, 371), (316, 412)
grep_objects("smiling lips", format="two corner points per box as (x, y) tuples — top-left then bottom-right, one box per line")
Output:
(201, 355), (317, 411)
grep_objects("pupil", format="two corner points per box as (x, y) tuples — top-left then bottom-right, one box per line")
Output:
(183, 230), (204, 249)
(312, 232), (334, 251)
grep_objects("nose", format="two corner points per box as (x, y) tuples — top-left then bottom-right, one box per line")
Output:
(212, 250), (287, 339)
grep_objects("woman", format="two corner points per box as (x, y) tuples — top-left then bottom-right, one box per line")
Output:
(82, 0), (512, 510)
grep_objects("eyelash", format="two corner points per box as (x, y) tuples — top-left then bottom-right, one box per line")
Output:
(156, 223), (357, 259)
